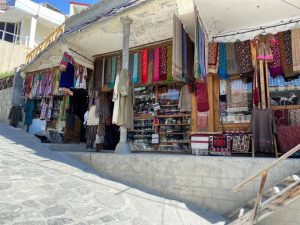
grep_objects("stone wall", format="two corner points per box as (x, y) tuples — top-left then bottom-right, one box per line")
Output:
(65, 152), (300, 224)
(0, 87), (13, 124)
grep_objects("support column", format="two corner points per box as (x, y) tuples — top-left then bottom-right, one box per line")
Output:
(29, 16), (37, 48)
(115, 16), (132, 154)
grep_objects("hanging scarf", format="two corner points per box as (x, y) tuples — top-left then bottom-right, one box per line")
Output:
(208, 42), (219, 74)
(108, 56), (117, 88)
(218, 43), (229, 79)
(138, 51), (142, 84)
(196, 82), (209, 112)
(133, 52), (139, 84)
(292, 29), (300, 72)
(172, 15), (183, 81)
(46, 71), (54, 97)
(194, 16), (206, 79)
(129, 53), (134, 78)
(147, 49), (154, 83)
(278, 31), (295, 78)
(182, 29), (188, 81)
(187, 35), (194, 82)
(141, 49), (148, 84)
(234, 40), (254, 79)
(269, 34), (283, 77)
(105, 57), (112, 86)
(159, 46), (167, 81)
(226, 43), (239, 75)
(153, 47), (160, 82)
(166, 45), (173, 81)
(52, 69), (60, 96)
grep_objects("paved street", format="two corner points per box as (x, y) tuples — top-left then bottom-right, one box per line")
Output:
(0, 125), (226, 225)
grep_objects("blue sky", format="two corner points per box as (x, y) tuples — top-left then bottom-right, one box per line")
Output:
(33, 0), (98, 14)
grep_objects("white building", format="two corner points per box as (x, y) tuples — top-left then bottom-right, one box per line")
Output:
(69, 1), (91, 17)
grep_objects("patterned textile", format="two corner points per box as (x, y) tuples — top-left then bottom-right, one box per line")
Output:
(197, 111), (208, 130)
(269, 34), (283, 77)
(147, 49), (154, 83)
(153, 47), (160, 82)
(274, 110), (289, 126)
(227, 79), (248, 108)
(159, 46), (167, 81)
(60, 52), (71, 71)
(218, 43), (229, 79)
(196, 82), (209, 112)
(231, 134), (250, 152)
(133, 53), (139, 84)
(291, 29), (300, 72)
(278, 31), (296, 78)
(235, 40), (254, 78)
(289, 109), (300, 125)
(277, 125), (300, 153)
(226, 43), (239, 75)
(209, 135), (232, 155)
(208, 43), (219, 74)
(255, 34), (274, 61)
(166, 45), (173, 81)
(138, 51), (142, 84)
(172, 15), (183, 81)
(45, 71), (54, 97)
(141, 49), (148, 84)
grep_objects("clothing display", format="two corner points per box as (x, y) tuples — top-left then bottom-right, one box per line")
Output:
(86, 125), (98, 148)
(279, 31), (295, 78)
(291, 29), (300, 72)
(251, 108), (275, 153)
(153, 47), (160, 82)
(226, 43), (239, 75)
(208, 42), (219, 74)
(159, 46), (167, 81)
(148, 49), (154, 83)
(178, 85), (192, 112)
(218, 43), (229, 79)
(208, 135), (231, 156)
(235, 40), (254, 78)
(133, 52), (139, 84)
(255, 34), (274, 61)
(231, 133), (251, 153)
(195, 15), (206, 78)
(24, 99), (35, 127)
(141, 49), (148, 84)
(172, 15), (183, 81)
(8, 106), (22, 127)
(196, 82), (209, 112)
(269, 34), (283, 77)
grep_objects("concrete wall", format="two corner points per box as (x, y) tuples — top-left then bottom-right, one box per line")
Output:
(35, 22), (53, 47)
(0, 87), (13, 124)
(65, 152), (300, 221)
(0, 40), (28, 73)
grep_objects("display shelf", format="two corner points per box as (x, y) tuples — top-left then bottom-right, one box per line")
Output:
(154, 123), (190, 126)
(160, 141), (190, 144)
(159, 132), (187, 135)
(160, 104), (178, 107)
(157, 114), (191, 118)
(134, 116), (153, 120)
(133, 130), (154, 133)
(271, 105), (300, 110)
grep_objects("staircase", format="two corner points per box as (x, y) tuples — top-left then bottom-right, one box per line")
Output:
(228, 144), (300, 225)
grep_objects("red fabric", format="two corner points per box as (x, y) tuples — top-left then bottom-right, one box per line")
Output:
(276, 125), (300, 153)
(153, 48), (160, 82)
(159, 46), (167, 80)
(141, 49), (148, 84)
(196, 82), (209, 112)
(274, 110), (289, 126)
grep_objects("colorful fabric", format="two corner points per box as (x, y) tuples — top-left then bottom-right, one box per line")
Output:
(289, 109), (300, 125)
(208, 135), (232, 154)
(255, 34), (274, 61)
(60, 52), (70, 71)
(279, 31), (295, 78)
(226, 43), (239, 75)
(274, 110), (289, 126)
(153, 47), (160, 82)
(133, 52), (139, 84)
(269, 34), (283, 77)
(172, 15), (183, 81)
(194, 16), (206, 78)
(276, 125), (300, 153)
(141, 49), (148, 84)
(108, 56), (117, 88)
(291, 29), (300, 72)
(52, 69), (60, 96)
(59, 95), (70, 121)
(235, 40), (254, 78)
(147, 49), (154, 83)
(218, 43), (229, 79)
(59, 63), (75, 89)
(138, 51), (142, 84)
(196, 82), (209, 112)
(231, 134), (250, 152)
(45, 71), (54, 97)
(227, 79), (249, 108)
(208, 43), (219, 74)
(166, 45), (173, 81)
(159, 46), (167, 81)
(182, 29), (188, 81)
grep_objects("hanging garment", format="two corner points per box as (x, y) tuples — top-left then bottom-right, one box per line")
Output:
(138, 51), (142, 84)
(133, 52), (139, 84)
(186, 35), (194, 82)
(32, 74), (40, 98)
(108, 56), (117, 88)
(59, 62), (75, 88)
(208, 42), (219, 74)
(59, 96), (70, 121)
(93, 60), (103, 90)
(60, 52), (71, 71)
(291, 29), (300, 72)
(147, 49), (154, 83)
(276, 125), (300, 153)
(24, 99), (35, 127)
(269, 34), (283, 77)
(226, 43), (239, 75)
(250, 40), (257, 66)
(45, 71), (54, 97)
(112, 69), (134, 129)
(160, 46), (167, 81)
(166, 45), (173, 81)
(52, 69), (60, 96)
(253, 63), (260, 106)
(255, 34), (274, 61)
(194, 16), (206, 78)
(218, 43), (229, 79)
(86, 125), (98, 148)
(153, 47), (160, 82)
(105, 57), (112, 86)
(141, 49), (148, 84)
(96, 94), (111, 143)
(116, 55), (122, 75)
(182, 29), (188, 81)
(178, 84), (192, 112)
(8, 106), (22, 127)
(129, 53), (134, 77)
(87, 105), (99, 126)
(196, 82), (209, 112)
(251, 108), (275, 153)
(172, 15), (183, 81)
(278, 31), (296, 78)
(235, 40), (254, 78)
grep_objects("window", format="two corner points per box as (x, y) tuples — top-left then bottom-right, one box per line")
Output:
(4, 23), (15, 42)
(0, 22), (5, 40)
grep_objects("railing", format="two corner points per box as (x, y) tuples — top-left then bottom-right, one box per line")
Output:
(0, 29), (28, 46)
(233, 144), (300, 224)
(25, 23), (65, 63)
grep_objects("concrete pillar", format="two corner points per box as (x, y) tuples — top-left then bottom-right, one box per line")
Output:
(29, 16), (37, 48)
(115, 16), (132, 154)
